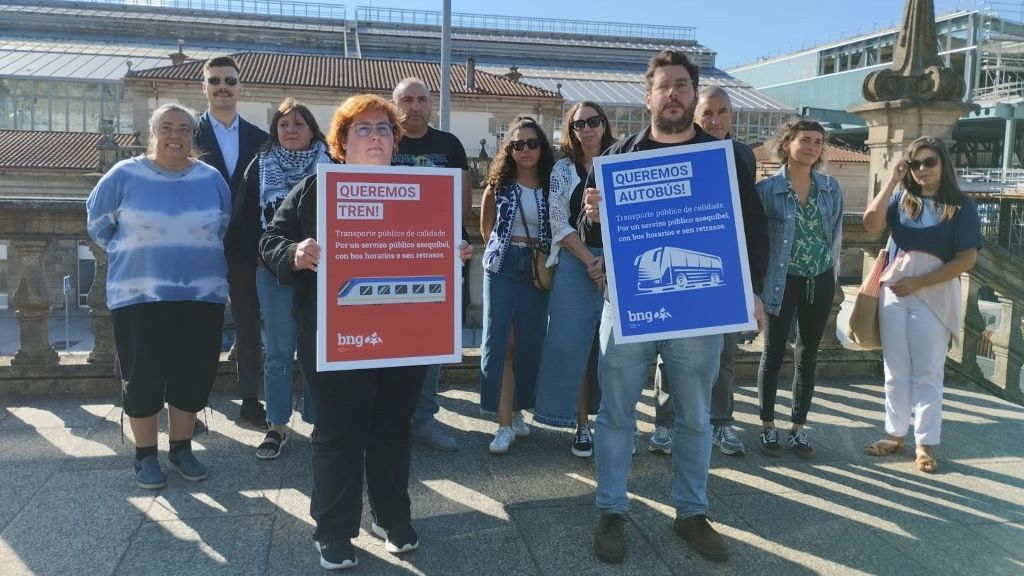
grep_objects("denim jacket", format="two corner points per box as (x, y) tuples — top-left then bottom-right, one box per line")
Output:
(756, 165), (844, 315)
(482, 181), (552, 274)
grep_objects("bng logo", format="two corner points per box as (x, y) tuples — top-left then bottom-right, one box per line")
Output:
(337, 331), (384, 348)
(627, 307), (673, 324)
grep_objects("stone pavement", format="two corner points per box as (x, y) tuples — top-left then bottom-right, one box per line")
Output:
(0, 377), (1022, 576)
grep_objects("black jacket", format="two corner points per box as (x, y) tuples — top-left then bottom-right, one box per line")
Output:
(258, 173), (321, 333)
(227, 157), (265, 270)
(586, 124), (769, 294)
(194, 112), (268, 262)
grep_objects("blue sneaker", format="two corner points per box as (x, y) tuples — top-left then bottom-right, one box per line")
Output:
(134, 455), (167, 490)
(168, 448), (208, 482)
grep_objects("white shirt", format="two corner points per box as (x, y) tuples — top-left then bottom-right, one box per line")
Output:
(211, 114), (240, 178)
(510, 185), (542, 239)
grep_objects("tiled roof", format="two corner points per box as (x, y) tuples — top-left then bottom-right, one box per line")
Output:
(0, 130), (139, 170)
(127, 52), (560, 99)
(752, 143), (869, 165)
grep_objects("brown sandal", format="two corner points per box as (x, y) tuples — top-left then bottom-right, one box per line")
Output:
(915, 451), (938, 473)
(864, 438), (904, 456)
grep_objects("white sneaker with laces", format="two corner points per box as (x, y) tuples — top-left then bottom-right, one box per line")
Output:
(511, 413), (530, 438)
(489, 426), (516, 454)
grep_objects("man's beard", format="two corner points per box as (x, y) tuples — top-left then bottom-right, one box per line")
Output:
(654, 102), (695, 135)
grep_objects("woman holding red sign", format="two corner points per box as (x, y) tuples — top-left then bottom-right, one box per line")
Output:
(479, 116), (555, 455)
(259, 94), (471, 570)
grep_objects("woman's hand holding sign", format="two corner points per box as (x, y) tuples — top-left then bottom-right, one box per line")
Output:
(293, 238), (320, 272)
(584, 187), (602, 223)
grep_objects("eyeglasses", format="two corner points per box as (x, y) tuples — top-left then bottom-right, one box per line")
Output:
(509, 138), (540, 151)
(570, 116), (603, 131)
(908, 157), (939, 171)
(205, 76), (239, 86)
(352, 122), (394, 138)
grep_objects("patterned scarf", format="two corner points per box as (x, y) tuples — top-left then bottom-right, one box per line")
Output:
(258, 140), (329, 229)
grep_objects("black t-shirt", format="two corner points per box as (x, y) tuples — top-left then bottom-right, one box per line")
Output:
(393, 126), (468, 170)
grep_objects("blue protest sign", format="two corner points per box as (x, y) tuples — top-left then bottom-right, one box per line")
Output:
(593, 140), (756, 344)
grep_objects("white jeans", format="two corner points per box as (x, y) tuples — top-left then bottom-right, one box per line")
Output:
(879, 287), (950, 445)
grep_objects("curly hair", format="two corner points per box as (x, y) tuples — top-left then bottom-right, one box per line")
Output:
(559, 101), (615, 165)
(486, 116), (554, 191)
(326, 94), (404, 162)
(770, 117), (826, 170)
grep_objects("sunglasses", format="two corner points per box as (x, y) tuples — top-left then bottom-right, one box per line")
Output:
(570, 116), (604, 131)
(509, 138), (540, 151)
(352, 122), (394, 138)
(908, 157), (939, 171)
(205, 76), (239, 86)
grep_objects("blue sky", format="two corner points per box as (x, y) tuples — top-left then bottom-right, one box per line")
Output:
(359, 0), (979, 68)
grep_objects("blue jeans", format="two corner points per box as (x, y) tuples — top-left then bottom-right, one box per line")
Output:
(256, 266), (314, 425)
(594, 302), (721, 518)
(533, 246), (604, 428)
(412, 364), (441, 426)
(479, 245), (550, 413)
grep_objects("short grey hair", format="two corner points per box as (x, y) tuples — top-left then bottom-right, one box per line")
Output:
(392, 77), (432, 102)
(148, 103), (198, 136)
(697, 86), (732, 109)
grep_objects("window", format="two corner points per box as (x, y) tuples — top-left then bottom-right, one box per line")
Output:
(0, 241), (8, 309)
(77, 242), (95, 308)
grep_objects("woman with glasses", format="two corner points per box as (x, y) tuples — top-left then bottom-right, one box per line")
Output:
(479, 116), (555, 454)
(260, 94), (472, 569)
(87, 103), (230, 490)
(862, 137), (981, 474)
(232, 98), (329, 460)
(533, 102), (615, 458)
(756, 118), (844, 460)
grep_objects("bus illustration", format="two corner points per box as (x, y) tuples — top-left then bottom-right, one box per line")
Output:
(337, 275), (446, 306)
(634, 247), (724, 294)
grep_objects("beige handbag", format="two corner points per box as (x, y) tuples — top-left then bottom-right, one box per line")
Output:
(846, 249), (888, 350)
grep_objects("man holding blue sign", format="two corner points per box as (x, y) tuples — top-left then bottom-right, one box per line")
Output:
(583, 50), (768, 564)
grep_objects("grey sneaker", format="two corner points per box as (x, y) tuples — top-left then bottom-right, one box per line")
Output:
(412, 419), (458, 452)
(489, 426), (516, 454)
(133, 455), (166, 490)
(511, 413), (530, 438)
(787, 428), (816, 459)
(712, 425), (746, 456)
(648, 426), (672, 455)
(168, 448), (208, 482)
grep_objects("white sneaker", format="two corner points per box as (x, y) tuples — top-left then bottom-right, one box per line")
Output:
(511, 413), (530, 438)
(489, 426), (516, 454)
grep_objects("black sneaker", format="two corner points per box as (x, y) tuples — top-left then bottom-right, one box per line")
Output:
(371, 522), (419, 554)
(593, 512), (626, 564)
(314, 539), (358, 570)
(571, 424), (593, 458)
(787, 428), (816, 459)
(759, 428), (782, 457)
(673, 514), (728, 562)
(238, 398), (267, 430)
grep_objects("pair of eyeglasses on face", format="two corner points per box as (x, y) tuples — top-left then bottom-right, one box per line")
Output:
(570, 116), (603, 131)
(509, 138), (540, 151)
(205, 76), (238, 86)
(907, 157), (939, 171)
(352, 123), (394, 138)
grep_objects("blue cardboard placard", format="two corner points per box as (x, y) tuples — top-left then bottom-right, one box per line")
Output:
(593, 140), (756, 344)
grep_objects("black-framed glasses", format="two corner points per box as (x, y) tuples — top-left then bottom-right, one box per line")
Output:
(509, 138), (540, 151)
(570, 116), (603, 131)
(908, 157), (939, 171)
(205, 76), (239, 86)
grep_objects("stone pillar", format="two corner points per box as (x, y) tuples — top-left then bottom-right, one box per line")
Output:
(990, 295), (1024, 403)
(850, 100), (968, 210)
(948, 273), (983, 377)
(86, 242), (115, 364)
(10, 239), (58, 367)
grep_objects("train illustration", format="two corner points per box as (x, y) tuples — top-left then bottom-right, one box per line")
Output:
(337, 275), (446, 306)
(634, 246), (724, 294)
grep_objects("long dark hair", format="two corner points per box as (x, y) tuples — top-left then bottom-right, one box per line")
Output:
(560, 101), (615, 165)
(771, 117), (826, 171)
(486, 115), (554, 191)
(900, 136), (963, 222)
(263, 97), (326, 153)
